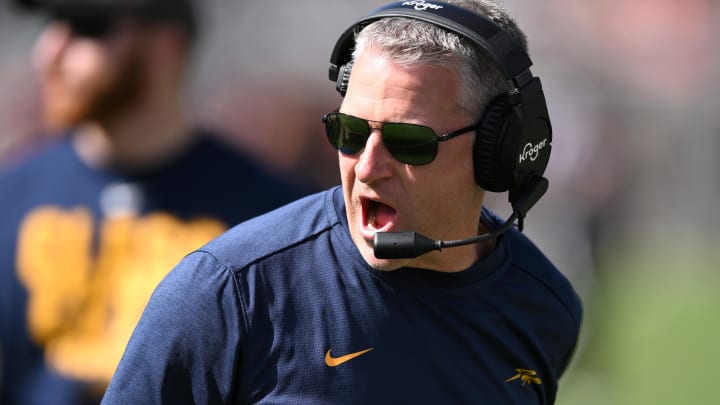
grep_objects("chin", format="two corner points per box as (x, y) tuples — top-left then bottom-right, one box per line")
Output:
(351, 228), (405, 271)
(361, 249), (405, 272)
(370, 262), (403, 272)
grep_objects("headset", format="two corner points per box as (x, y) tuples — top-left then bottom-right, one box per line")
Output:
(329, 1), (551, 195)
(328, 1), (553, 258)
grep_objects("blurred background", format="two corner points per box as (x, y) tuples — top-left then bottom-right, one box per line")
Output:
(1, 0), (719, 403)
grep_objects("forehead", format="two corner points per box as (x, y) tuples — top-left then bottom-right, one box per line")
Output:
(341, 48), (467, 125)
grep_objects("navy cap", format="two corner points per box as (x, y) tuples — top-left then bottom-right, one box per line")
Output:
(13, 0), (197, 37)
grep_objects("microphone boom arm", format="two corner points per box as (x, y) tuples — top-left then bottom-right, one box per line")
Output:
(373, 212), (519, 259)
(372, 175), (548, 260)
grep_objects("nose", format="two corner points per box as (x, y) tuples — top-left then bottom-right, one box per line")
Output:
(32, 22), (72, 74)
(354, 129), (394, 183)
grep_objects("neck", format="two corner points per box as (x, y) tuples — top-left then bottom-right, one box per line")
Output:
(474, 215), (497, 259)
(408, 210), (494, 273)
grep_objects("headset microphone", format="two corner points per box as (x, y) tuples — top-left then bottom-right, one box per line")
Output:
(373, 175), (548, 259)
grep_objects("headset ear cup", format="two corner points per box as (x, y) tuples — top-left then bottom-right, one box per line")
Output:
(336, 61), (354, 96)
(474, 96), (514, 192)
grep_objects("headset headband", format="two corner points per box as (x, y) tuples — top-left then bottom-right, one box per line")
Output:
(329, 1), (533, 87)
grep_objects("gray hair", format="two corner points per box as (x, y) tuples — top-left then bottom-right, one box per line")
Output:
(352, 0), (528, 120)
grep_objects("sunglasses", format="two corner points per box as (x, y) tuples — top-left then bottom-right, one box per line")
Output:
(52, 11), (118, 38)
(322, 112), (479, 165)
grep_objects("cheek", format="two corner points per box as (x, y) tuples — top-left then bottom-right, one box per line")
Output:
(338, 155), (356, 182)
(435, 138), (477, 183)
(416, 142), (479, 203)
(61, 43), (116, 92)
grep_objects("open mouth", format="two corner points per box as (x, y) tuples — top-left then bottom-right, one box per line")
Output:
(362, 198), (397, 232)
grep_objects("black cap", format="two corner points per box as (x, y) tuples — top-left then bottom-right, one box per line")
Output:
(13, 0), (198, 37)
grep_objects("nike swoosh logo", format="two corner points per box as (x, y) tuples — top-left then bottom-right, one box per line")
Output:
(325, 348), (373, 367)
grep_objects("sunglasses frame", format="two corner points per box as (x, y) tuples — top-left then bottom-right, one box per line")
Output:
(322, 112), (479, 166)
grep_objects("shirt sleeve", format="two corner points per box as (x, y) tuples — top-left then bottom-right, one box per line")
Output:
(101, 251), (243, 404)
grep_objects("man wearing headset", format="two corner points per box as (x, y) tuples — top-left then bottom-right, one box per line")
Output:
(103, 1), (582, 403)
(0, 0), (311, 404)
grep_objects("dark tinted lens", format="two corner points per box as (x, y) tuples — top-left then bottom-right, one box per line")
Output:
(382, 123), (438, 165)
(332, 113), (371, 155)
(323, 113), (341, 148)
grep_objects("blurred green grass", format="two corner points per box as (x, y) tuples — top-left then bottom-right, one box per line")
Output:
(556, 246), (720, 405)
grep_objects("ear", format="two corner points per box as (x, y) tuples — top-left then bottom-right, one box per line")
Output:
(145, 23), (191, 66)
(141, 23), (192, 86)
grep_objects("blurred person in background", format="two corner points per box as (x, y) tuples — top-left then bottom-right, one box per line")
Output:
(102, 0), (582, 403)
(0, 0), (313, 403)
